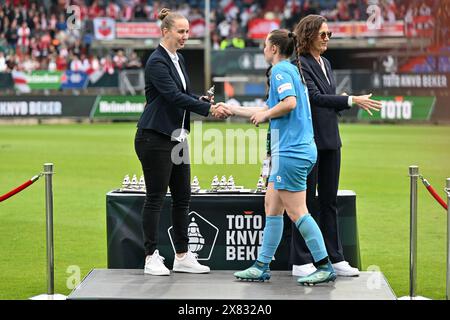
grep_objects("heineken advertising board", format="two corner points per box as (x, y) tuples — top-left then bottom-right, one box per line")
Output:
(358, 96), (435, 121)
(90, 95), (146, 119)
(27, 71), (63, 90)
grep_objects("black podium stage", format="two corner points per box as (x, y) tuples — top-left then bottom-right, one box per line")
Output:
(106, 190), (361, 271)
(72, 191), (394, 301)
(68, 269), (396, 300)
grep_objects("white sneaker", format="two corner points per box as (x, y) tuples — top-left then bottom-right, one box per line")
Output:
(173, 251), (210, 274)
(292, 263), (317, 277)
(144, 250), (170, 276)
(332, 261), (360, 277)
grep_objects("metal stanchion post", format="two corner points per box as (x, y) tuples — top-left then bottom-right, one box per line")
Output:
(30, 163), (66, 300)
(399, 166), (429, 300)
(446, 178), (450, 301)
(410, 165), (418, 298)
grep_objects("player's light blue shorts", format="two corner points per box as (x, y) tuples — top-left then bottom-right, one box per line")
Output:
(268, 156), (315, 192)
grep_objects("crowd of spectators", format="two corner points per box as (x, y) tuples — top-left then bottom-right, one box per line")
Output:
(0, 0), (446, 73)
(0, 0), (144, 72)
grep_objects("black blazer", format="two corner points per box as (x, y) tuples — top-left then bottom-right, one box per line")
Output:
(137, 45), (210, 136)
(299, 53), (350, 150)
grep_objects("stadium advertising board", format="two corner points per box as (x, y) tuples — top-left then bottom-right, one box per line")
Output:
(61, 71), (89, 89)
(24, 71), (63, 90)
(0, 96), (96, 118)
(90, 95), (146, 119)
(358, 96), (435, 121)
(211, 49), (269, 75)
(328, 21), (404, 38)
(116, 22), (160, 38)
(247, 18), (281, 39)
(377, 73), (448, 89)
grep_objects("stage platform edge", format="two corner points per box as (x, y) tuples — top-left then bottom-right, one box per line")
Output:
(67, 269), (396, 300)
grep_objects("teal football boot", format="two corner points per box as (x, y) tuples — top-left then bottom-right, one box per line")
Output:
(297, 261), (337, 286)
(234, 262), (271, 282)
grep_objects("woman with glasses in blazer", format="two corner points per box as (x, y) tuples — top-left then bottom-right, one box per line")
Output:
(290, 15), (382, 278)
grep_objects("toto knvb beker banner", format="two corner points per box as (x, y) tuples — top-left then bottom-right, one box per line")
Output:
(0, 96), (96, 118)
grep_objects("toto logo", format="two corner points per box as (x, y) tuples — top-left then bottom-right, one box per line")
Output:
(167, 211), (219, 260)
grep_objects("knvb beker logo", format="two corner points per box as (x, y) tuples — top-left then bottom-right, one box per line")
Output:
(167, 211), (219, 260)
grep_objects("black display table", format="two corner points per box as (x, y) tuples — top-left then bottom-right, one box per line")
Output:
(106, 190), (361, 270)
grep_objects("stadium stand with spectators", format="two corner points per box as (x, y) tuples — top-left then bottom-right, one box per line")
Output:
(0, 0), (447, 74)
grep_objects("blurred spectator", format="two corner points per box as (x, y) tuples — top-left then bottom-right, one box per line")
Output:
(48, 53), (57, 71)
(56, 13), (67, 31)
(101, 55), (115, 74)
(88, 54), (100, 73)
(17, 21), (30, 54)
(300, 0), (319, 18)
(220, 34), (245, 49)
(106, 1), (121, 20)
(126, 51), (142, 69)
(88, 0), (105, 19)
(55, 52), (67, 71)
(347, 0), (361, 21)
(212, 33), (221, 50)
(113, 49), (127, 70)
(336, 0), (350, 21)
(0, 32), (8, 53)
(21, 53), (39, 72)
(0, 51), (7, 72)
(6, 19), (18, 51)
(217, 17), (231, 39)
(70, 54), (83, 72)
(134, 3), (148, 19)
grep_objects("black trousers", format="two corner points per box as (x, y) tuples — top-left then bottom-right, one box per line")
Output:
(134, 128), (191, 256)
(289, 149), (345, 265)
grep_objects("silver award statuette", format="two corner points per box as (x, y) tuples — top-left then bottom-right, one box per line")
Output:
(131, 174), (138, 190)
(191, 176), (200, 193)
(256, 176), (265, 192)
(122, 174), (130, 191)
(227, 175), (235, 190)
(207, 85), (215, 100)
(139, 175), (146, 191)
(211, 175), (219, 192)
(261, 156), (271, 178)
(220, 175), (227, 190)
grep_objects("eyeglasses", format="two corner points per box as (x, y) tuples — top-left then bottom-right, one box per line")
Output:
(319, 31), (332, 40)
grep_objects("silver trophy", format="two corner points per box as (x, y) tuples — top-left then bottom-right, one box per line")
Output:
(219, 175), (227, 190)
(138, 175), (146, 191)
(122, 174), (131, 190)
(191, 176), (200, 192)
(130, 174), (139, 190)
(227, 175), (235, 190)
(256, 176), (265, 192)
(211, 175), (219, 191)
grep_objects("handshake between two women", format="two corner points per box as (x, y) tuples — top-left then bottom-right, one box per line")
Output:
(209, 102), (270, 127)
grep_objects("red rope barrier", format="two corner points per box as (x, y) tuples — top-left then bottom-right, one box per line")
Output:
(0, 175), (40, 203)
(420, 176), (448, 210)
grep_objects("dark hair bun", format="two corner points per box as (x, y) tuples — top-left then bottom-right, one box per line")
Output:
(288, 32), (296, 39)
(158, 8), (171, 21)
